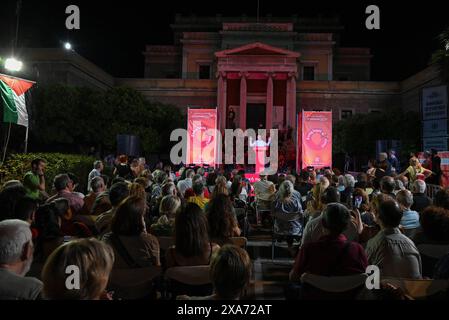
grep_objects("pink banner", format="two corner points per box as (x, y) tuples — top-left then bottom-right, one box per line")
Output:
(298, 111), (332, 170)
(187, 108), (218, 166)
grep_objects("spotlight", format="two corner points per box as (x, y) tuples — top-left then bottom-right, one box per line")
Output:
(64, 42), (72, 50)
(4, 57), (23, 72)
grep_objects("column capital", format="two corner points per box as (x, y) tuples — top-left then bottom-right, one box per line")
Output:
(288, 71), (298, 80)
(217, 71), (227, 79)
(238, 71), (249, 79)
(266, 72), (275, 79)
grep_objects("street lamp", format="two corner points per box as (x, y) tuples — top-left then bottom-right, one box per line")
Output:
(64, 42), (72, 51)
(4, 57), (23, 72)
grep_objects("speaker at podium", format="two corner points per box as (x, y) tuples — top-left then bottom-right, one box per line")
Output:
(117, 135), (140, 157)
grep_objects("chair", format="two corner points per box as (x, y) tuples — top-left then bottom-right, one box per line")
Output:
(108, 266), (162, 300)
(234, 207), (249, 237)
(271, 211), (303, 260)
(255, 204), (272, 227)
(157, 236), (175, 252)
(230, 237), (248, 249)
(300, 273), (368, 299)
(164, 265), (212, 299)
(417, 243), (449, 277)
(381, 278), (449, 299)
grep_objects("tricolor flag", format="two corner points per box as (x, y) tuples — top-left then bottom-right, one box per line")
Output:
(0, 74), (35, 128)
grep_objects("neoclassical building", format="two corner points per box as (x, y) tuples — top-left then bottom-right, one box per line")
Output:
(135, 15), (375, 133)
(1, 15), (442, 137)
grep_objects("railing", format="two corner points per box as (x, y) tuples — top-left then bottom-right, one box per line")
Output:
(426, 184), (442, 201)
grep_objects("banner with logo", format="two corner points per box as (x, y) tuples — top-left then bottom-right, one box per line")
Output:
(297, 111), (332, 170)
(186, 108), (218, 166)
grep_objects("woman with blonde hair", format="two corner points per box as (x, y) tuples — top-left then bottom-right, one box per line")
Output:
(305, 177), (329, 218)
(42, 238), (115, 300)
(129, 182), (146, 200)
(397, 157), (433, 184)
(150, 195), (181, 237)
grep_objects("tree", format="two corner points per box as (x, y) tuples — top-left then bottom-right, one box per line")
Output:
(430, 26), (449, 83)
(333, 108), (421, 161)
(30, 85), (185, 156)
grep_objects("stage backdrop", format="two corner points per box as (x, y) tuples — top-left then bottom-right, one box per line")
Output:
(297, 111), (332, 171)
(186, 108), (218, 166)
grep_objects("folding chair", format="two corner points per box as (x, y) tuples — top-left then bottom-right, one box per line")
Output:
(164, 265), (212, 299)
(271, 211), (303, 260)
(108, 266), (162, 300)
(300, 273), (368, 300)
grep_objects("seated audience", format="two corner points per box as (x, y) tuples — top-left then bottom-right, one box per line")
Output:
(179, 245), (252, 300)
(380, 176), (396, 199)
(433, 188), (449, 210)
(0, 220), (42, 300)
(150, 195), (181, 237)
(302, 187), (360, 245)
(81, 176), (106, 215)
(411, 180), (432, 213)
(413, 206), (449, 278)
(102, 196), (160, 268)
(187, 182), (210, 210)
(207, 194), (241, 246)
(289, 203), (368, 282)
(272, 181), (303, 248)
(253, 174), (276, 210)
(365, 200), (422, 279)
(166, 203), (220, 268)
(41, 238), (114, 300)
(95, 182), (130, 235)
(46, 174), (84, 215)
(396, 189), (420, 238)
(0, 183), (26, 221)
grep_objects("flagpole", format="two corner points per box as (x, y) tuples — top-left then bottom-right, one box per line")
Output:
(24, 125), (28, 154)
(2, 123), (12, 163)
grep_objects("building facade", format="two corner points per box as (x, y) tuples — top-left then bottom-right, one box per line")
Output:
(138, 15), (376, 132)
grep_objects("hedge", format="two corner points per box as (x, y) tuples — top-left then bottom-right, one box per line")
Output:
(0, 153), (96, 193)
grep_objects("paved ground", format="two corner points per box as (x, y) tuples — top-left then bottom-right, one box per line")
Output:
(244, 226), (297, 300)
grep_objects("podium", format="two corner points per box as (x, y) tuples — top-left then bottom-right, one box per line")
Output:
(254, 146), (268, 175)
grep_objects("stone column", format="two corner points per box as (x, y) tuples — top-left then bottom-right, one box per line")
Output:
(287, 72), (297, 129)
(217, 71), (227, 132)
(266, 73), (273, 130)
(239, 72), (247, 130)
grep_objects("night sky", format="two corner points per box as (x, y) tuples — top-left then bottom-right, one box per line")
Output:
(0, 0), (448, 80)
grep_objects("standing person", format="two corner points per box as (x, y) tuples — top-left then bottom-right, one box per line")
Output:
(113, 155), (132, 180)
(23, 159), (47, 201)
(397, 157), (433, 185)
(228, 107), (236, 129)
(429, 149), (442, 186)
(388, 150), (400, 174)
(378, 153), (392, 176)
(87, 160), (104, 192)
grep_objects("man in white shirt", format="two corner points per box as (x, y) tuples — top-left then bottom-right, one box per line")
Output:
(87, 160), (104, 192)
(177, 168), (194, 197)
(253, 174), (276, 209)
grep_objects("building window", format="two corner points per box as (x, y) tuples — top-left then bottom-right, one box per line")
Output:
(198, 65), (211, 79)
(340, 109), (354, 120)
(303, 66), (315, 81)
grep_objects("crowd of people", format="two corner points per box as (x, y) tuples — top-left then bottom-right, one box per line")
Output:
(0, 151), (449, 300)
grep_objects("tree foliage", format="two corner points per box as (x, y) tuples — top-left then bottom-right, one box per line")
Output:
(333, 108), (421, 159)
(31, 85), (185, 155)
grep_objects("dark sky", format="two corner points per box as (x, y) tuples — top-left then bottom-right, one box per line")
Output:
(0, 0), (448, 80)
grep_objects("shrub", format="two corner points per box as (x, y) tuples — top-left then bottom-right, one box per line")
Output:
(0, 153), (96, 194)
